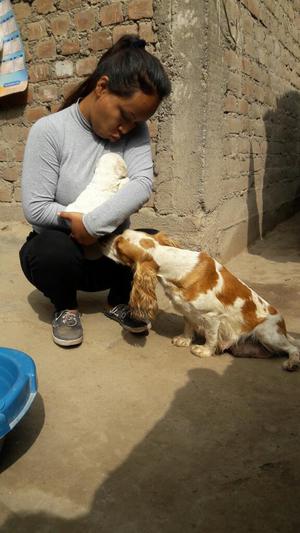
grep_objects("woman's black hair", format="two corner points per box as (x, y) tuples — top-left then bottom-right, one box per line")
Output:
(60, 35), (171, 109)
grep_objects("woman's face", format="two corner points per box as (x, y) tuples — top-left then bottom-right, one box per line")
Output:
(88, 77), (160, 141)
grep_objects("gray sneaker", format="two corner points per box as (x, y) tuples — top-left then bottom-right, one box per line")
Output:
(52, 310), (83, 347)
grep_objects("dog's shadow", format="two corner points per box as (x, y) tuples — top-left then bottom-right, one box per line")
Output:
(152, 309), (205, 344)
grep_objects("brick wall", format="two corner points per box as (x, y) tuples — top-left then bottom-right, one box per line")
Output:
(217, 0), (300, 257)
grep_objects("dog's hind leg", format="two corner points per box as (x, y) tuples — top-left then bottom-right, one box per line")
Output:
(172, 319), (194, 347)
(255, 319), (300, 371)
(229, 340), (272, 358)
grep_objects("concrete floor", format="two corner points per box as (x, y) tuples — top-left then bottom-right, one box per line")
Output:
(0, 214), (300, 533)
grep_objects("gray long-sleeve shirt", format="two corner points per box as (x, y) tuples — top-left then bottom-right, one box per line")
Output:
(21, 102), (153, 237)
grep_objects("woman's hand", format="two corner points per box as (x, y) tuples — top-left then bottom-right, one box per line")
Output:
(59, 211), (98, 246)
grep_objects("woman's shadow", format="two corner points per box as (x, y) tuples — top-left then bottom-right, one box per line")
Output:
(1, 357), (300, 533)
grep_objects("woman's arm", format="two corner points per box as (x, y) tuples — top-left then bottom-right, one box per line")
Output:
(21, 118), (68, 229)
(82, 122), (153, 237)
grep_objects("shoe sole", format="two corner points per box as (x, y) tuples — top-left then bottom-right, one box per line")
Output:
(52, 334), (83, 347)
(104, 311), (151, 333)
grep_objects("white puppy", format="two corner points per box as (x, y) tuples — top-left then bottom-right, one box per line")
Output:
(65, 153), (128, 214)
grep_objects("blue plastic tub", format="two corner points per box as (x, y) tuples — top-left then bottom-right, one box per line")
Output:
(0, 347), (37, 450)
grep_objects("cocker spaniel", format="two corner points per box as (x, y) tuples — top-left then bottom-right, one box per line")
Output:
(105, 229), (300, 371)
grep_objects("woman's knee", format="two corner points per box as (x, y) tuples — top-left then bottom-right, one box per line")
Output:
(21, 230), (82, 271)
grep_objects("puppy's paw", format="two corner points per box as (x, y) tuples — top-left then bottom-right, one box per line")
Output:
(191, 344), (213, 358)
(172, 336), (192, 347)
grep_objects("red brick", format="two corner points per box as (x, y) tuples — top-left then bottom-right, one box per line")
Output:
(0, 181), (13, 202)
(2, 126), (22, 143)
(26, 87), (34, 105)
(74, 9), (97, 31)
(224, 117), (242, 134)
(100, 3), (123, 26)
(14, 3), (31, 20)
(37, 85), (59, 102)
(242, 14), (253, 34)
(89, 31), (112, 52)
(62, 81), (81, 100)
(0, 147), (11, 162)
(224, 49), (241, 70)
(76, 57), (98, 77)
(58, 0), (81, 9)
(35, 0), (55, 14)
(14, 187), (22, 203)
(24, 106), (49, 123)
(246, 0), (260, 19)
(239, 99), (249, 114)
(1, 165), (20, 183)
(35, 38), (56, 59)
(224, 94), (238, 112)
(23, 42), (32, 62)
(139, 21), (156, 43)
(27, 21), (47, 41)
(18, 127), (30, 142)
(227, 73), (242, 96)
(112, 24), (138, 44)
(51, 14), (71, 36)
(61, 39), (80, 55)
(0, 185), (13, 202)
(128, 0), (153, 20)
(15, 144), (25, 162)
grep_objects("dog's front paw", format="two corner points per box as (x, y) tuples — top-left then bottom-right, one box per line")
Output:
(172, 336), (192, 347)
(191, 344), (213, 358)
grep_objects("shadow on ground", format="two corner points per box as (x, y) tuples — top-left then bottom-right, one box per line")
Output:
(1, 360), (299, 533)
(0, 394), (45, 474)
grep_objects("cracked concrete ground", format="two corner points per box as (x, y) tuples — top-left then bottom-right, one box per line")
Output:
(0, 213), (300, 533)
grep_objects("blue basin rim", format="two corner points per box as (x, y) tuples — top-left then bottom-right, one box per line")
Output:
(0, 347), (38, 439)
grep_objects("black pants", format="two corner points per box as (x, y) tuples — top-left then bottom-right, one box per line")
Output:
(19, 229), (133, 312)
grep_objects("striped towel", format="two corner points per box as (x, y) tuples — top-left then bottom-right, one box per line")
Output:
(0, 0), (28, 97)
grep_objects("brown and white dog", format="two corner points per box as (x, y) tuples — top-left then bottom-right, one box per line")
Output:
(105, 229), (300, 371)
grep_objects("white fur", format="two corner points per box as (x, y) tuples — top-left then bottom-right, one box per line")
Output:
(66, 153), (129, 214)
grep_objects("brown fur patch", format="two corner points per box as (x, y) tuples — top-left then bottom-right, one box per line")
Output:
(140, 238), (155, 249)
(277, 319), (287, 335)
(172, 252), (219, 301)
(115, 236), (150, 266)
(217, 266), (252, 305)
(268, 305), (278, 315)
(153, 232), (181, 248)
(241, 299), (265, 333)
(217, 266), (265, 332)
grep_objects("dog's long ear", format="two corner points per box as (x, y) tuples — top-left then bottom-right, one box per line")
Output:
(130, 259), (159, 321)
(153, 232), (181, 248)
(114, 236), (158, 320)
